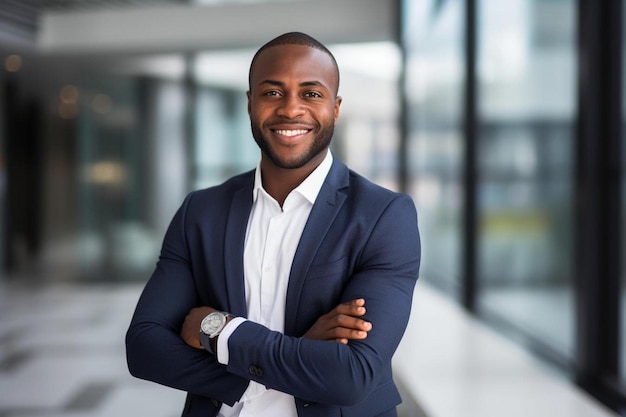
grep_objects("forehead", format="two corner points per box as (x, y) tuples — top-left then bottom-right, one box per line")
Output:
(250, 44), (338, 90)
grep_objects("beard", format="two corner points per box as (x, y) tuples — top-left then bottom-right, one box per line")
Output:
(251, 120), (334, 170)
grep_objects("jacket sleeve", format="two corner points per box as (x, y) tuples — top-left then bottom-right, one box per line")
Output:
(125, 193), (249, 406)
(225, 194), (421, 406)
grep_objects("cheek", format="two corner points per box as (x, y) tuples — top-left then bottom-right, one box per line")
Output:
(310, 103), (333, 118)
(249, 103), (274, 122)
(248, 107), (264, 125)
(321, 107), (337, 124)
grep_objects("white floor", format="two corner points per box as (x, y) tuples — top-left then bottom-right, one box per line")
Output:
(0, 282), (186, 417)
(393, 282), (619, 417)
(0, 279), (619, 417)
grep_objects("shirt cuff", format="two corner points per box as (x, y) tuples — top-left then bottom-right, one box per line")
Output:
(217, 316), (247, 365)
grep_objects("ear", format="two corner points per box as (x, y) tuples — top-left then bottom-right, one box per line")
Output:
(333, 96), (342, 124)
(246, 91), (251, 114)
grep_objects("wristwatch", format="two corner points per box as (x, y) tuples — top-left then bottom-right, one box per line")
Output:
(199, 311), (232, 354)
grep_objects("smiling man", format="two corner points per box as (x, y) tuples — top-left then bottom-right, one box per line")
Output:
(126, 32), (421, 417)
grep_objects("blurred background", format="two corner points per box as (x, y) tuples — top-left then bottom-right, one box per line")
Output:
(0, 0), (624, 416)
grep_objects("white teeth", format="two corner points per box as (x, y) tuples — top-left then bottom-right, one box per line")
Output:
(275, 129), (308, 137)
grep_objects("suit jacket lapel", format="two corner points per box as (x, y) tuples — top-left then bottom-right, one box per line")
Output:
(223, 175), (254, 317)
(284, 160), (349, 335)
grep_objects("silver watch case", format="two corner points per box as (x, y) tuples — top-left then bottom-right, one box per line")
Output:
(200, 311), (228, 338)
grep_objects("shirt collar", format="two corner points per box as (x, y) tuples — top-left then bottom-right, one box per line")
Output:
(252, 150), (333, 205)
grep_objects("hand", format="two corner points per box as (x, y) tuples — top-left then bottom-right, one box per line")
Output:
(303, 298), (372, 344)
(181, 306), (217, 349)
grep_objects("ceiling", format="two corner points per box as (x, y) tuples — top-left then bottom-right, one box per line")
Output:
(1, 0), (395, 55)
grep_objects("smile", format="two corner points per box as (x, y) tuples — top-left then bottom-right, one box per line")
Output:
(274, 129), (310, 137)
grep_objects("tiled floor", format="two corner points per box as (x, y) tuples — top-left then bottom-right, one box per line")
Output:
(0, 282), (186, 417)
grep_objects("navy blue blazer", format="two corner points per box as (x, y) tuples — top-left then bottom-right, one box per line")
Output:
(126, 158), (421, 417)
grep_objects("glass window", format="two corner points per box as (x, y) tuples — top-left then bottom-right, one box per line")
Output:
(194, 87), (256, 189)
(77, 77), (168, 279)
(621, 1), (626, 380)
(403, 0), (466, 294)
(194, 50), (258, 189)
(476, 0), (576, 357)
(0, 81), (4, 270)
(332, 42), (402, 191)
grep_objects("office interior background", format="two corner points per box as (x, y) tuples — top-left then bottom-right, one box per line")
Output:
(0, 0), (625, 415)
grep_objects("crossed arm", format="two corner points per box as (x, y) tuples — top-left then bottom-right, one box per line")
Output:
(180, 298), (372, 352)
(127, 281), (377, 406)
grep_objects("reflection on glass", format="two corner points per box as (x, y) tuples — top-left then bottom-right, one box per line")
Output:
(332, 42), (402, 191)
(477, 0), (575, 357)
(76, 78), (189, 280)
(193, 50), (258, 188)
(404, 0), (465, 293)
(194, 88), (257, 189)
(78, 78), (160, 279)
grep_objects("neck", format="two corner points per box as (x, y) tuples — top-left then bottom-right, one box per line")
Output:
(260, 164), (312, 207)
(260, 152), (327, 207)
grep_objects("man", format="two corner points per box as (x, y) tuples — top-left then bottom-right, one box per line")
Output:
(126, 32), (421, 417)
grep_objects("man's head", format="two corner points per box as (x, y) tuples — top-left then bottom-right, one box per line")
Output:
(247, 32), (342, 171)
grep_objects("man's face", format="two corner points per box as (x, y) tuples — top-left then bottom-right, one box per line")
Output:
(247, 44), (342, 170)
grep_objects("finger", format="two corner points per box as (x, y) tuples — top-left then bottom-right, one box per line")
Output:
(345, 298), (365, 309)
(336, 298), (365, 310)
(332, 328), (369, 340)
(348, 298), (365, 307)
(334, 302), (367, 317)
(333, 314), (372, 331)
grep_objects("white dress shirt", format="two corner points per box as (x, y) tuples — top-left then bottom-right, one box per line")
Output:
(216, 151), (333, 417)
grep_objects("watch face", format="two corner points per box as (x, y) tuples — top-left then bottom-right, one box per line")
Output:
(201, 312), (225, 336)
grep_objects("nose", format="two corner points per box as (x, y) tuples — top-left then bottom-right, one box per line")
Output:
(276, 94), (305, 119)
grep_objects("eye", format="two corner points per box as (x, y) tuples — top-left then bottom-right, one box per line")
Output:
(263, 90), (281, 97)
(303, 91), (322, 98)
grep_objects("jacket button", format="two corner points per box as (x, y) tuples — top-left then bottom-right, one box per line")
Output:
(211, 398), (220, 408)
(248, 365), (263, 377)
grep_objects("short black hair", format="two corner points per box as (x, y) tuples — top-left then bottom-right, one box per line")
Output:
(248, 32), (340, 94)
